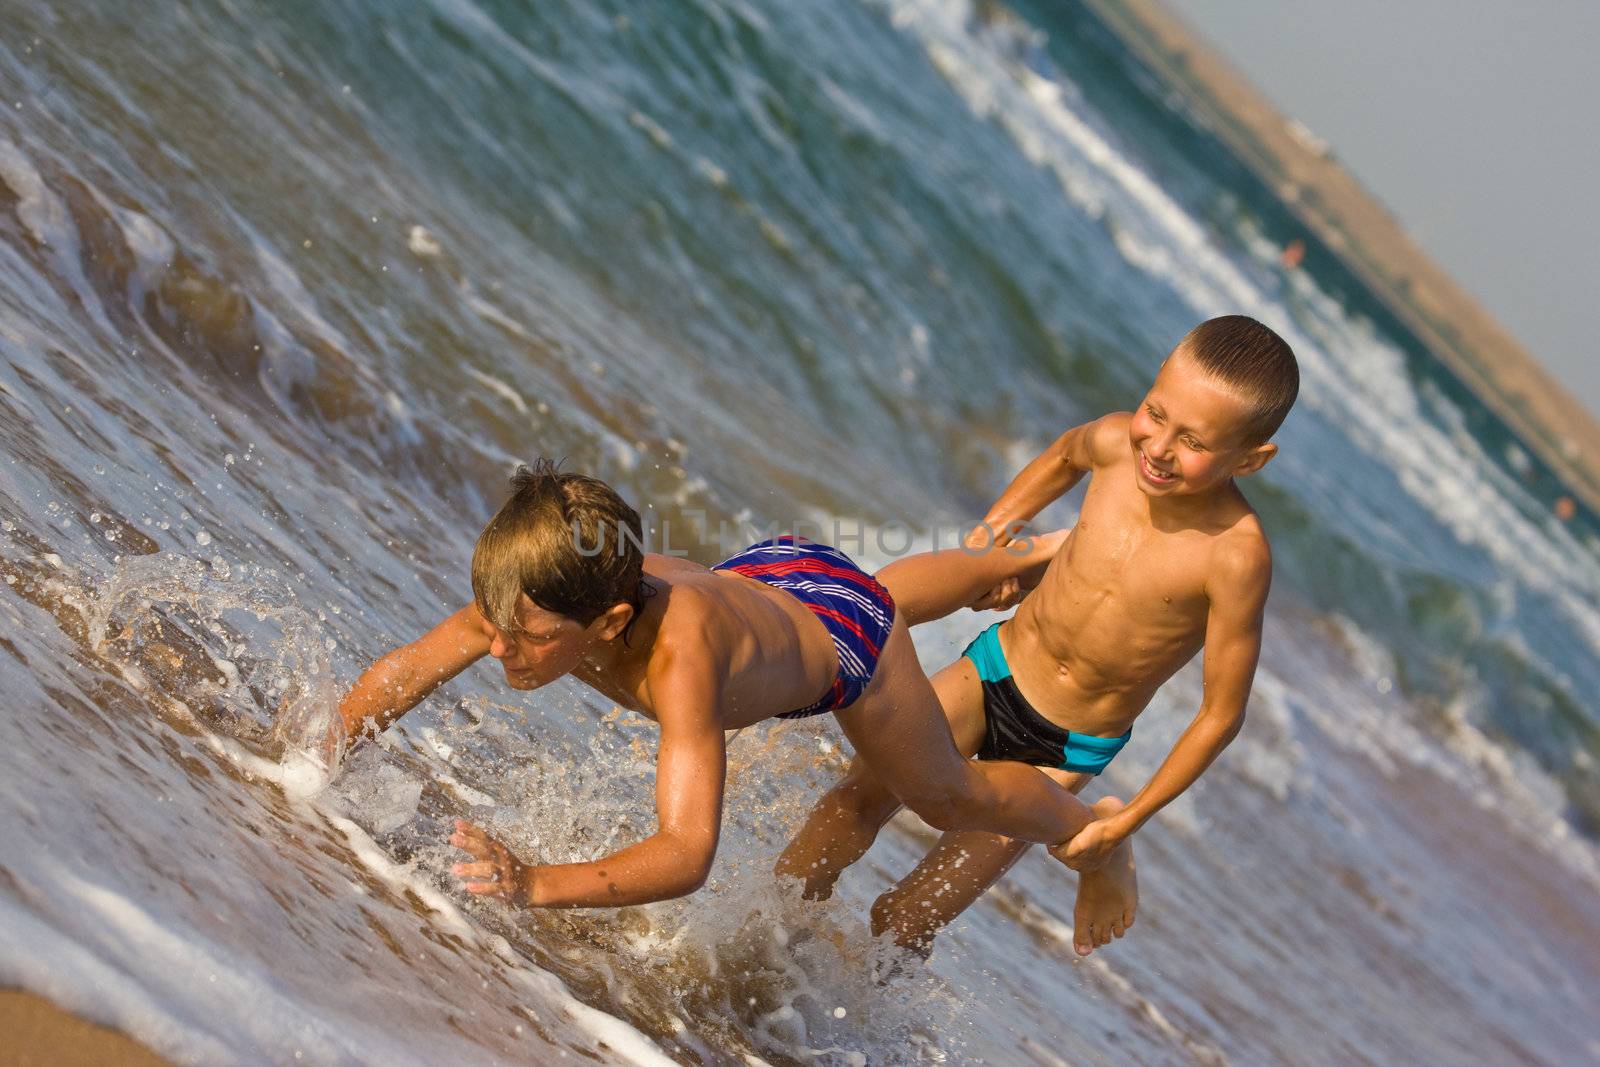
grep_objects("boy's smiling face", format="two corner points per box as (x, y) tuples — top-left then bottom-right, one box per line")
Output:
(1127, 347), (1277, 497)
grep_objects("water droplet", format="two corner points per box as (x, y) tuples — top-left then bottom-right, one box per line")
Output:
(833, 1006), (847, 1019)
(89, 512), (102, 524)
(195, 530), (213, 546)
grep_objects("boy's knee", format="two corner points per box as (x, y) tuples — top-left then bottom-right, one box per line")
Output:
(901, 768), (1008, 833)
(902, 790), (963, 833)
(830, 777), (900, 826)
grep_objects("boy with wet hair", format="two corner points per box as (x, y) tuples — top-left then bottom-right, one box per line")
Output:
(335, 461), (1114, 908)
(778, 315), (1298, 957)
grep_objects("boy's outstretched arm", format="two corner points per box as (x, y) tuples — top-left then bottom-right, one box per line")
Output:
(336, 605), (491, 744)
(453, 650), (726, 908)
(975, 414), (1123, 542)
(962, 414), (1126, 611)
(1059, 532), (1270, 871)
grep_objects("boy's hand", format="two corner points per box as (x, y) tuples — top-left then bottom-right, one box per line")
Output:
(450, 819), (532, 904)
(1057, 814), (1127, 872)
(964, 526), (1067, 612)
(968, 577), (1024, 612)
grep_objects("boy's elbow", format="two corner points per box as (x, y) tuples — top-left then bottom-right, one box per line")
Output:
(657, 862), (712, 902)
(684, 849), (716, 893)
(1209, 705), (1245, 744)
(901, 789), (964, 833)
(664, 834), (717, 895)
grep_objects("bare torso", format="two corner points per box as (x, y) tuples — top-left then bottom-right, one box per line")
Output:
(574, 554), (839, 730)
(1005, 440), (1261, 736)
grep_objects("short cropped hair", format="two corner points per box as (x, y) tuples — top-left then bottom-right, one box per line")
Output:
(1178, 316), (1299, 444)
(471, 460), (646, 633)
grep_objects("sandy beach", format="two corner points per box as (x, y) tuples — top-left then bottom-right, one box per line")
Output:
(0, 990), (172, 1067)
(1082, 0), (1600, 515)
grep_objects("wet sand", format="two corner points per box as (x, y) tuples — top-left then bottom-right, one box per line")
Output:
(1081, 0), (1600, 515)
(0, 990), (172, 1067)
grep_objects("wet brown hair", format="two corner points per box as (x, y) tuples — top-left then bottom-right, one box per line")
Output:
(1178, 315), (1300, 444)
(471, 460), (646, 634)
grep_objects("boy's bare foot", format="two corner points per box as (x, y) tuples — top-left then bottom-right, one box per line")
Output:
(1071, 796), (1137, 957)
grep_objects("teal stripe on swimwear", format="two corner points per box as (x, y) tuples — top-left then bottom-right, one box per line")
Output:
(965, 619), (1012, 683)
(1059, 729), (1131, 774)
(963, 623), (1132, 775)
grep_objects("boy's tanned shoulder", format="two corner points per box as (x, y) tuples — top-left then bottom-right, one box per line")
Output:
(1049, 412), (1134, 474)
(1084, 411), (1134, 468)
(645, 577), (722, 653)
(643, 630), (723, 718)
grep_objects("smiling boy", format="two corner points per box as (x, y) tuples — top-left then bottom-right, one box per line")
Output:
(332, 463), (1102, 908)
(776, 315), (1298, 956)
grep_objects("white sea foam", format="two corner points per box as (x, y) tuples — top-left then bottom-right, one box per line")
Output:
(0, 544), (684, 1065)
(0, 137), (72, 252)
(463, 366), (530, 413)
(407, 224), (444, 257)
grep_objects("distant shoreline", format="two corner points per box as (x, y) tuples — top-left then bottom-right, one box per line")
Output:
(1079, 0), (1600, 518)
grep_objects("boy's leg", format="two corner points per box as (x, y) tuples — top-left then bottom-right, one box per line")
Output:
(776, 656), (989, 898)
(875, 529), (1064, 627)
(773, 756), (899, 898)
(869, 766), (1090, 952)
(872, 793), (1138, 957)
(833, 619), (1094, 848)
(870, 830), (1031, 954)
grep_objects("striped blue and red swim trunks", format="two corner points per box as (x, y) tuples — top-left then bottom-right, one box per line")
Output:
(712, 536), (897, 718)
